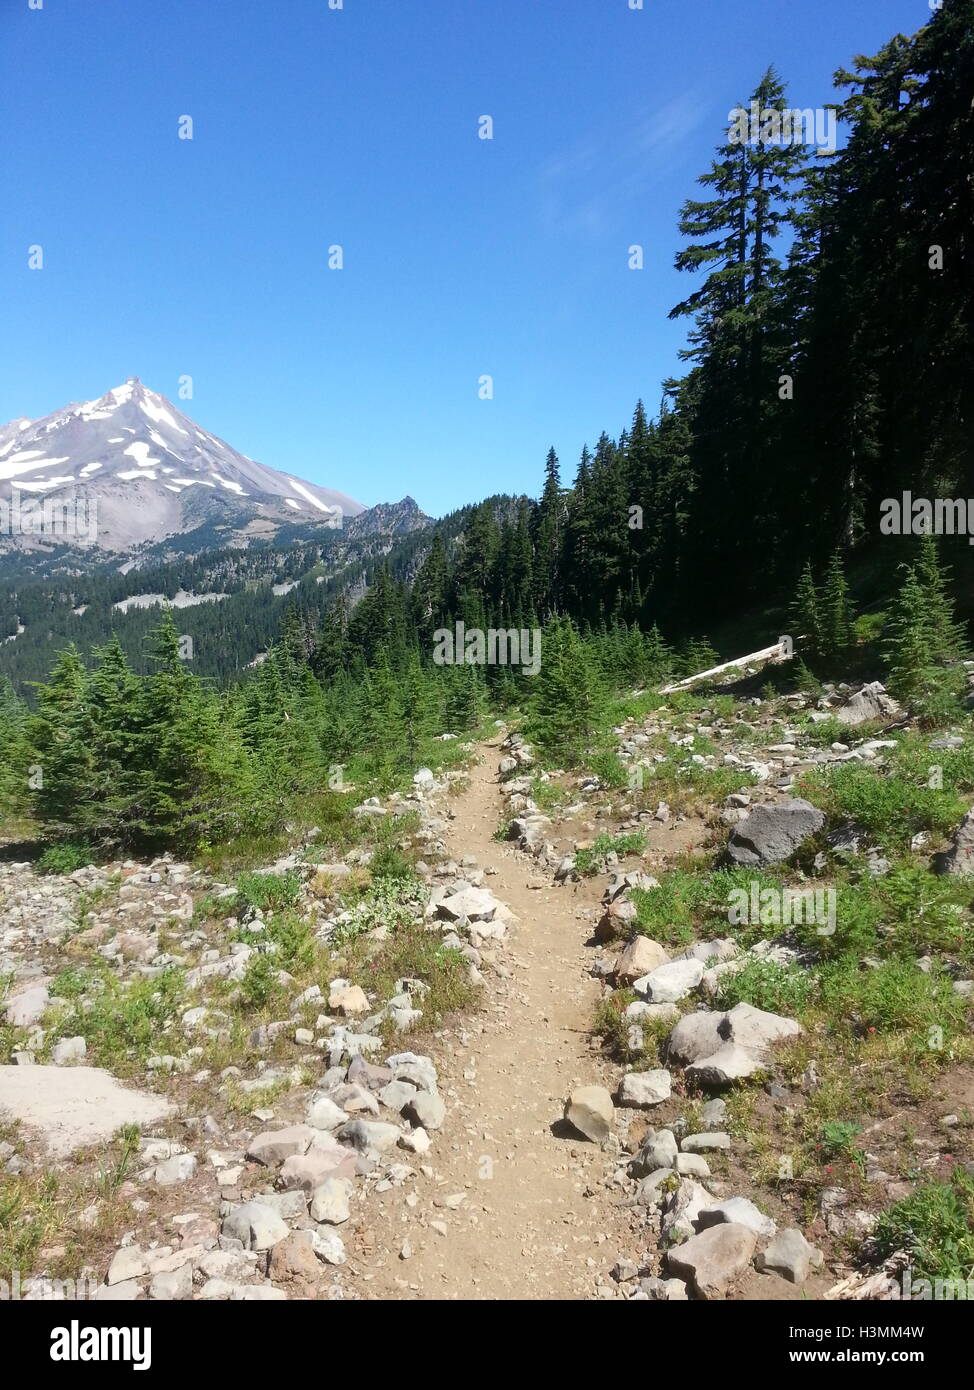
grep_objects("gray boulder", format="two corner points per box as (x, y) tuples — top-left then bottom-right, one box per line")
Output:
(755, 1227), (824, 1284)
(833, 681), (900, 727)
(666, 1222), (757, 1298)
(696, 1196), (776, 1237)
(222, 1201), (289, 1252)
(617, 1069), (672, 1108)
(634, 959), (704, 1003)
(727, 798), (825, 866)
(941, 807), (974, 875)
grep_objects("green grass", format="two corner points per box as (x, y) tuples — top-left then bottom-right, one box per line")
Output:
(235, 909), (315, 972)
(238, 952), (285, 1011)
(714, 957), (818, 1016)
(631, 864), (788, 949)
(235, 869), (303, 912)
(817, 1120), (866, 1173)
(783, 866), (974, 964)
(872, 1167), (974, 1287)
(528, 776), (572, 813)
(344, 926), (478, 1030)
(574, 832), (646, 876)
(817, 957), (967, 1039)
(36, 841), (97, 875)
(52, 967), (188, 1069)
(586, 750), (631, 789)
(797, 761), (965, 852)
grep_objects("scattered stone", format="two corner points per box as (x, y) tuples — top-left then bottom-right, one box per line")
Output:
(246, 1126), (313, 1166)
(834, 681), (900, 727)
(681, 1132), (730, 1153)
(703, 1095), (728, 1128)
(613, 936), (669, 983)
(638, 1276), (688, 1301)
(149, 1263), (194, 1300)
(306, 1096), (348, 1131)
(727, 799), (825, 866)
(941, 807), (974, 876)
(51, 1036), (86, 1065)
(635, 958), (704, 1003)
(398, 1127), (430, 1154)
(309, 1178), (352, 1225)
(328, 981), (369, 1016)
(697, 1196), (776, 1238)
(222, 1201), (290, 1252)
(107, 1245), (149, 1286)
(666, 1222), (757, 1299)
(675, 1152), (711, 1177)
(377, 1080), (417, 1113)
(403, 1092), (446, 1131)
(311, 1228), (347, 1265)
(617, 1070), (672, 1108)
(268, 1230), (321, 1292)
(635, 1128), (679, 1172)
(685, 1041), (761, 1087)
(755, 1227), (824, 1285)
(666, 1011), (725, 1066)
(336, 1119), (401, 1154)
(660, 1178), (713, 1243)
(564, 1086), (614, 1143)
(150, 1153), (198, 1186)
(1, 983), (49, 1028)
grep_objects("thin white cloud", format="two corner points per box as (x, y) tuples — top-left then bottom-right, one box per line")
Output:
(536, 91), (710, 237)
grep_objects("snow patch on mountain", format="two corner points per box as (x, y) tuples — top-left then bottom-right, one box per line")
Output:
(0, 378), (365, 554)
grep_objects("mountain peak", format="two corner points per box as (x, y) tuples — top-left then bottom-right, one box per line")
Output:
(0, 381), (366, 555)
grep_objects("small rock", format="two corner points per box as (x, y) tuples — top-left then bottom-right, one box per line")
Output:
(666, 1222), (757, 1299)
(564, 1086), (614, 1143)
(755, 1227), (824, 1285)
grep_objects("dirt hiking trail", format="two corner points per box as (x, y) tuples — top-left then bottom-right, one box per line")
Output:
(365, 740), (631, 1300)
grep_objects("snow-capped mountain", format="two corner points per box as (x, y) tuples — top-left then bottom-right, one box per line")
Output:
(0, 378), (365, 553)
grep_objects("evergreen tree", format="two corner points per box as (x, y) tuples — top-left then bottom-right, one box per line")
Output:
(914, 532), (967, 664)
(533, 449), (565, 617)
(884, 565), (937, 705)
(528, 618), (600, 762)
(791, 561), (823, 661)
(28, 646), (98, 840)
(0, 676), (31, 821)
(819, 550), (854, 660)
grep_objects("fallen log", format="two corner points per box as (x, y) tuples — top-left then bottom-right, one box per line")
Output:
(660, 638), (792, 694)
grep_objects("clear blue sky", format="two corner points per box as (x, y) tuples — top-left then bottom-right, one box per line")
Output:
(1, 0), (928, 517)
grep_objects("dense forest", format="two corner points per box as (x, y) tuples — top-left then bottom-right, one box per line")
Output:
(1, 2), (971, 854)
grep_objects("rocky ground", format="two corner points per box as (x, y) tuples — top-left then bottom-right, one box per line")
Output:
(2, 676), (973, 1301)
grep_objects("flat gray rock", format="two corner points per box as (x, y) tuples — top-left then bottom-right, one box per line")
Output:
(635, 958), (704, 1003)
(696, 1196), (776, 1237)
(727, 798), (825, 866)
(941, 807), (974, 875)
(666, 1222), (757, 1298)
(685, 1041), (761, 1087)
(617, 1069), (672, 1108)
(755, 1227), (823, 1284)
(666, 1011), (725, 1066)
(680, 1132), (730, 1153)
(0, 1064), (173, 1159)
(833, 681), (900, 727)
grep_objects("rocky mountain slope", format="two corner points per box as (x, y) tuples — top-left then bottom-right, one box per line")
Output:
(0, 379), (366, 555)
